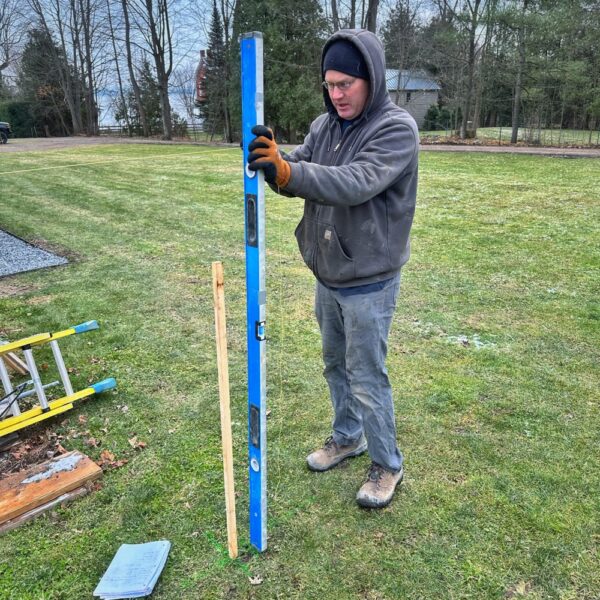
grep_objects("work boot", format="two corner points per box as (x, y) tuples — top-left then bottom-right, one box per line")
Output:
(356, 462), (404, 508)
(306, 435), (367, 472)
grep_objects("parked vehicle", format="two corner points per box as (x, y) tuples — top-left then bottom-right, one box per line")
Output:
(0, 122), (11, 143)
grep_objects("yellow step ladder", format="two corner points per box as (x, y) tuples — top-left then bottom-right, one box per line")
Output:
(0, 321), (116, 437)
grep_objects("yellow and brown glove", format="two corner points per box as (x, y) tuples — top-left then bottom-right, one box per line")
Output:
(247, 125), (291, 188)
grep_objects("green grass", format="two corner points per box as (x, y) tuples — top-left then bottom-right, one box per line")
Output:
(0, 143), (599, 599)
(421, 127), (600, 147)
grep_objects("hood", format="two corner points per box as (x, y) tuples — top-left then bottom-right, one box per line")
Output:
(321, 29), (389, 120)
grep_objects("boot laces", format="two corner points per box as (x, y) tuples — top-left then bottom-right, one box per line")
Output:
(367, 463), (385, 484)
(323, 435), (337, 452)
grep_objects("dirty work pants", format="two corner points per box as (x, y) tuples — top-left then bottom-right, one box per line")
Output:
(315, 273), (403, 473)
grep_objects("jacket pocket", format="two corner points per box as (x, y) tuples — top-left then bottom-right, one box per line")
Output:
(296, 216), (356, 283)
(315, 221), (355, 283)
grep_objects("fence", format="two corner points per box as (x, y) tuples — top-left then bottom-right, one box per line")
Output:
(420, 126), (600, 148)
(97, 122), (212, 143)
(98, 122), (599, 148)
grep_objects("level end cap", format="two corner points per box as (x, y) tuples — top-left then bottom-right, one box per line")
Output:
(241, 31), (263, 40)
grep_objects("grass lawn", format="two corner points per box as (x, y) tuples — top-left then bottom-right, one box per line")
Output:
(0, 143), (598, 599)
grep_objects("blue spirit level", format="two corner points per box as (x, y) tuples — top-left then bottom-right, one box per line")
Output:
(241, 31), (267, 552)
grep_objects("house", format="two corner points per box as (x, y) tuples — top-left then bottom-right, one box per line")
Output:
(386, 69), (440, 128)
(195, 49), (207, 106)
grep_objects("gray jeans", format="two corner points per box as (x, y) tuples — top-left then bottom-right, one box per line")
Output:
(315, 273), (403, 472)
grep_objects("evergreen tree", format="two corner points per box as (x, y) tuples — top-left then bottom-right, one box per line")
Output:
(115, 60), (162, 135)
(17, 29), (73, 136)
(199, 1), (230, 140)
(381, 0), (420, 71)
(231, 0), (327, 142)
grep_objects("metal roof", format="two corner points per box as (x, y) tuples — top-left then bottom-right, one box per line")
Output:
(385, 69), (441, 91)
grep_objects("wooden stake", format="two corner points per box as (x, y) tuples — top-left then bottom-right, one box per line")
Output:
(212, 261), (238, 559)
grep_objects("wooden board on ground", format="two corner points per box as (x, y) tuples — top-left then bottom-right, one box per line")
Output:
(0, 451), (101, 525)
(3, 352), (28, 375)
(0, 486), (89, 535)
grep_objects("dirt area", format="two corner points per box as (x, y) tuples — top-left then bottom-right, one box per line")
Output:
(1, 135), (599, 158)
(0, 428), (67, 479)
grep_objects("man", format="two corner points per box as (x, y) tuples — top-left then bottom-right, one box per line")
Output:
(248, 29), (418, 508)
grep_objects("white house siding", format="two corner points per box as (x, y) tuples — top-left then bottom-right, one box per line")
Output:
(389, 90), (439, 129)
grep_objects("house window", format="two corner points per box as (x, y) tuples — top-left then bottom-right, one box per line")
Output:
(406, 92), (412, 103)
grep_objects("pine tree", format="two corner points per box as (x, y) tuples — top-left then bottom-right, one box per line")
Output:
(17, 29), (74, 136)
(200, 1), (230, 140)
(231, 0), (326, 142)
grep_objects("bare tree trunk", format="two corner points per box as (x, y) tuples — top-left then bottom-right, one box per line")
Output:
(143, 0), (173, 139)
(473, 1), (495, 131)
(121, 0), (149, 136)
(106, 0), (131, 134)
(511, 0), (528, 144)
(0, 0), (22, 78)
(331, 0), (340, 30)
(364, 0), (379, 32)
(459, 0), (483, 139)
(78, 0), (98, 135)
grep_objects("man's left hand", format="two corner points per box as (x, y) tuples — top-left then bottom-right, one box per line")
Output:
(248, 125), (291, 188)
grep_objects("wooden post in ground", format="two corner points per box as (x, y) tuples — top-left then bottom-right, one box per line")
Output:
(212, 261), (238, 559)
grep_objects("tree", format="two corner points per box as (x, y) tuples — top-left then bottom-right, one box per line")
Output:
(199, 1), (231, 140)
(115, 59), (162, 134)
(106, 0), (131, 133)
(17, 29), (75, 135)
(120, 0), (149, 136)
(232, 0), (326, 142)
(128, 0), (174, 139)
(381, 0), (421, 71)
(326, 0), (380, 31)
(26, 0), (103, 135)
(0, 0), (24, 96)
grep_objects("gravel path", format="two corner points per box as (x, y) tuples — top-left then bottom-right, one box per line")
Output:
(1, 135), (599, 158)
(0, 230), (68, 278)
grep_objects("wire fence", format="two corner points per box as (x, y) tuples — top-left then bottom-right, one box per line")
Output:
(420, 126), (600, 148)
(97, 121), (600, 148)
(97, 123), (212, 143)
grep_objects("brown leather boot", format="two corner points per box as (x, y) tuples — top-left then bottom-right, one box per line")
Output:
(306, 435), (367, 472)
(356, 462), (404, 508)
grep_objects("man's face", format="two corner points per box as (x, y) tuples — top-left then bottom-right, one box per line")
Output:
(324, 70), (369, 121)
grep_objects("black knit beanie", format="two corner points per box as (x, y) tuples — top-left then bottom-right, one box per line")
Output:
(323, 40), (369, 80)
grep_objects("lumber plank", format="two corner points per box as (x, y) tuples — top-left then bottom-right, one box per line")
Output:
(4, 352), (28, 375)
(0, 451), (102, 524)
(212, 261), (238, 559)
(0, 486), (89, 535)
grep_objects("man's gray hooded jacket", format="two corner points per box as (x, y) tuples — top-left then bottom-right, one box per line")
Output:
(279, 29), (418, 288)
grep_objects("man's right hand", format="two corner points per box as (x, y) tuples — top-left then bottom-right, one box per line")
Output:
(248, 125), (291, 188)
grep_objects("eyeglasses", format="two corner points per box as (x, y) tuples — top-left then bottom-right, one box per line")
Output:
(322, 78), (356, 92)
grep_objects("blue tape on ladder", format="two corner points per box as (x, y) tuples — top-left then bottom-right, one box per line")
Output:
(73, 321), (99, 334)
(91, 378), (116, 394)
(241, 31), (268, 553)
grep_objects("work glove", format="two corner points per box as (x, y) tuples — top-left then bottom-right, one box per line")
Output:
(247, 125), (291, 188)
